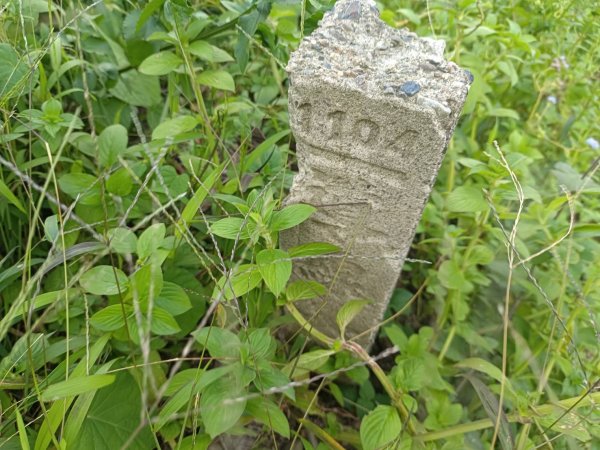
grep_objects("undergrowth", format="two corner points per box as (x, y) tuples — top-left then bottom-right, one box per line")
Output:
(0, 0), (599, 449)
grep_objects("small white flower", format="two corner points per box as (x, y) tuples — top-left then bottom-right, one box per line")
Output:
(547, 95), (557, 104)
(586, 137), (599, 150)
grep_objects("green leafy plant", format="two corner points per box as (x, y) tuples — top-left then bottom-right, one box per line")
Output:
(1, 0), (599, 449)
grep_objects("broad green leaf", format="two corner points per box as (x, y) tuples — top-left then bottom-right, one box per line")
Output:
(283, 349), (334, 378)
(246, 328), (274, 360)
(106, 167), (133, 196)
(210, 217), (256, 240)
(90, 304), (130, 331)
(110, 70), (161, 107)
(447, 186), (487, 213)
(156, 281), (191, 315)
(0, 178), (26, 214)
(34, 335), (111, 450)
(155, 366), (235, 431)
(41, 375), (115, 402)
(244, 129), (290, 172)
(539, 410), (592, 442)
(74, 372), (154, 450)
(245, 397), (290, 438)
(0, 44), (30, 101)
(139, 51), (183, 75)
(176, 163), (223, 239)
(80, 266), (129, 296)
(360, 405), (401, 450)
(285, 280), (326, 302)
(394, 357), (427, 391)
(213, 264), (262, 301)
(98, 124), (128, 167)
(129, 263), (164, 305)
(58, 173), (101, 205)
(438, 260), (472, 293)
(197, 70), (235, 91)
(254, 363), (295, 400)
(62, 361), (116, 446)
(152, 115), (198, 140)
(107, 228), (137, 254)
(151, 307), (180, 335)
(193, 326), (241, 360)
(497, 60), (519, 86)
(200, 377), (246, 438)
(136, 0), (165, 32)
(336, 299), (371, 339)
(189, 40), (234, 62)
(256, 249), (291, 297)
(137, 223), (165, 259)
(44, 215), (58, 242)
(270, 204), (316, 231)
(288, 242), (340, 258)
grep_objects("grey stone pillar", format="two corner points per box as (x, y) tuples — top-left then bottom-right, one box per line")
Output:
(281, 0), (471, 347)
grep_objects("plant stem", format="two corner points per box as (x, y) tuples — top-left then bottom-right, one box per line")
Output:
(286, 303), (420, 436)
(415, 390), (600, 442)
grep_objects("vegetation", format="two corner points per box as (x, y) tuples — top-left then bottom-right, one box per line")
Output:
(1, 0), (599, 448)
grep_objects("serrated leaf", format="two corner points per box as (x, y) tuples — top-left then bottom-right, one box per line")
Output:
(256, 249), (291, 297)
(98, 124), (128, 167)
(139, 51), (183, 75)
(41, 375), (115, 402)
(80, 266), (129, 296)
(152, 115), (198, 140)
(197, 70), (235, 91)
(271, 204), (316, 231)
(288, 242), (340, 258)
(360, 405), (401, 450)
(336, 299), (371, 339)
(285, 280), (326, 302)
(447, 186), (487, 213)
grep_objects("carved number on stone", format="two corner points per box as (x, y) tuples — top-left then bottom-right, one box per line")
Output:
(393, 129), (419, 156)
(355, 119), (380, 144)
(327, 111), (346, 139)
(297, 103), (312, 133)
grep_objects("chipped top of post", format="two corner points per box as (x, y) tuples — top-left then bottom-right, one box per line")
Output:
(287, 0), (472, 121)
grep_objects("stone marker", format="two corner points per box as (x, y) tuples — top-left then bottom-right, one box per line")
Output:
(281, 0), (472, 347)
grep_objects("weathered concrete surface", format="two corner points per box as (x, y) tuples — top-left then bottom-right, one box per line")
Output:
(280, 0), (472, 347)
